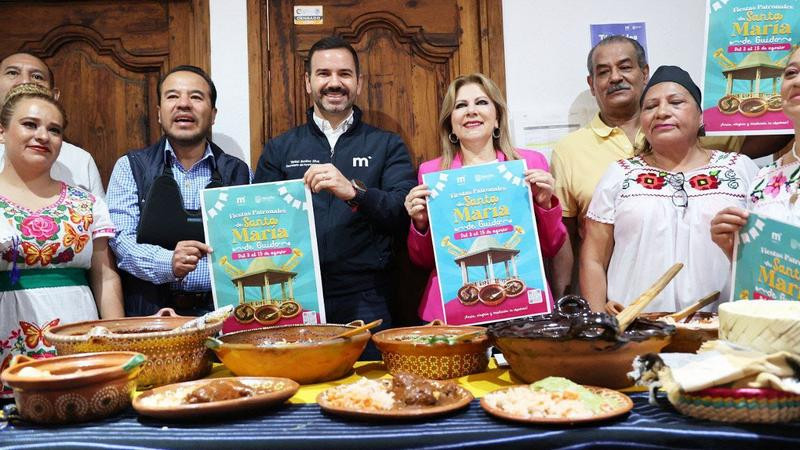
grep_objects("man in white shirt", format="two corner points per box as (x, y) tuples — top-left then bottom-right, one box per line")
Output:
(0, 52), (104, 197)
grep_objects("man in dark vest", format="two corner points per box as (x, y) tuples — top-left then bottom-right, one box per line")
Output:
(107, 65), (250, 316)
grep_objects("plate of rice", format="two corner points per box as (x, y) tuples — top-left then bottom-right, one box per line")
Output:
(316, 373), (472, 419)
(481, 377), (632, 424)
(133, 376), (299, 419)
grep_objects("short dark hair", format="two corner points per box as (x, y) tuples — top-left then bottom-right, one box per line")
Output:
(305, 36), (360, 76)
(0, 52), (55, 88)
(157, 65), (217, 108)
(587, 35), (647, 76)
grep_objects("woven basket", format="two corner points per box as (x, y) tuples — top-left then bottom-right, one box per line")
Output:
(672, 387), (800, 423)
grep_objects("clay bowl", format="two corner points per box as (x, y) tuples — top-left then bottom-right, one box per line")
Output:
(639, 312), (718, 353)
(488, 296), (674, 389)
(739, 97), (768, 117)
(206, 321), (369, 384)
(372, 320), (490, 379)
(44, 308), (223, 389)
(717, 95), (740, 115)
(1, 352), (145, 424)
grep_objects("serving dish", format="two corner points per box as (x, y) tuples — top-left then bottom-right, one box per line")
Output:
(206, 321), (370, 384)
(488, 296), (674, 389)
(316, 374), (472, 419)
(133, 376), (299, 420)
(640, 312), (718, 353)
(671, 387), (800, 423)
(45, 308), (223, 388)
(372, 320), (489, 379)
(480, 384), (633, 424)
(1, 351), (145, 424)
(717, 95), (740, 115)
(738, 97), (768, 117)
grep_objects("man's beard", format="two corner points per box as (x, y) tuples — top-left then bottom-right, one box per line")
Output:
(314, 87), (354, 114)
(165, 128), (209, 148)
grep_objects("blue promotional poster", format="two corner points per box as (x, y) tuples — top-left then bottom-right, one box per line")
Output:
(702, 0), (799, 135)
(201, 180), (326, 333)
(590, 22), (647, 50)
(731, 211), (800, 301)
(423, 160), (551, 325)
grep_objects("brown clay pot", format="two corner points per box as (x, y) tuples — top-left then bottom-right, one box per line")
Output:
(1, 352), (145, 424)
(639, 312), (718, 353)
(44, 308), (223, 388)
(488, 296), (674, 389)
(206, 321), (369, 384)
(372, 320), (490, 379)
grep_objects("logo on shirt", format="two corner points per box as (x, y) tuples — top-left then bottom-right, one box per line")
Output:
(353, 156), (371, 168)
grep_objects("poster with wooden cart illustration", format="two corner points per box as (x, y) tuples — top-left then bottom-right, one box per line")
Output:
(423, 160), (551, 325)
(701, 0), (799, 135)
(201, 180), (325, 333)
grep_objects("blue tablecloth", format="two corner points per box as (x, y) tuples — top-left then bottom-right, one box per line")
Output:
(2, 392), (800, 449)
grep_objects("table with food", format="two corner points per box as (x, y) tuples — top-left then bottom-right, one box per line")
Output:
(2, 288), (800, 449)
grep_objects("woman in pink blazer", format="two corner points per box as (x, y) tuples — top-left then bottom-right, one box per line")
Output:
(404, 73), (567, 321)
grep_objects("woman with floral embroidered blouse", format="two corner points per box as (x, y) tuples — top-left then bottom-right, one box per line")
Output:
(580, 66), (758, 315)
(0, 84), (123, 397)
(711, 49), (800, 257)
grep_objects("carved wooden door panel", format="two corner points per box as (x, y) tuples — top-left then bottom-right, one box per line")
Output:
(0, 0), (210, 188)
(253, 0), (506, 325)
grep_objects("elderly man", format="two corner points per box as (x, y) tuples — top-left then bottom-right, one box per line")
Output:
(550, 35), (790, 296)
(107, 65), (250, 316)
(0, 52), (104, 197)
(254, 36), (416, 349)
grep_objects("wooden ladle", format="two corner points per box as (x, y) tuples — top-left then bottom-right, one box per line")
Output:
(332, 319), (383, 339)
(666, 291), (720, 322)
(616, 263), (684, 333)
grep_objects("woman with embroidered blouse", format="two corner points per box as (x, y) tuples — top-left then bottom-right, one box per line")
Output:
(711, 48), (800, 257)
(580, 66), (758, 314)
(0, 84), (123, 397)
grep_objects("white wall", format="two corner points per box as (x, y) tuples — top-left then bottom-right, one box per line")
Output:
(209, 0), (251, 165)
(502, 0), (708, 154)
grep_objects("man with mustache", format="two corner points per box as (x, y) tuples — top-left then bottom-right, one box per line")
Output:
(106, 65), (250, 316)
(549, 35), (790, 296)
(254, 36), (415, 355)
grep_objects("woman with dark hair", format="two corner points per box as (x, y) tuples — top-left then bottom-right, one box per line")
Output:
(580, 66), (758, 315)
(405, 73), (566, 321)
(0, 83), (122, 397)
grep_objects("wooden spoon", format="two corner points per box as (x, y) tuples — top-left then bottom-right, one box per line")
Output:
(452, 329), (486, 343)
(616, 263), (683, 333)
(666, 291), (720, 323)
(331, 319), (383, 339)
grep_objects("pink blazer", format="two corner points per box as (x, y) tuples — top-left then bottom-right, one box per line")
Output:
(407, 149), (567, 321)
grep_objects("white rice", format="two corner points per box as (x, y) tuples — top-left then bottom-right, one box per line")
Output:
(320, 378), (396, 411)
(483, 386), (595, 419)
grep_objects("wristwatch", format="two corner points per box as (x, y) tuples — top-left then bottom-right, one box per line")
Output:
(346, 179), (367, 208)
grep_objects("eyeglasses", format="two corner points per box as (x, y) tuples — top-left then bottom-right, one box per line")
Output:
(667, 172), (688, 208)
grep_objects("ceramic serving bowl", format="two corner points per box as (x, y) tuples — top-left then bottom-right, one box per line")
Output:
(1, 351), (145, 424)
(206, 321), (369, 384)
(639, 312), (718, 353)
(488, 296), (675, 389)
(372, 320), (489, 379)
(739, 97), (768, 117)
(44, 308), (223, 388)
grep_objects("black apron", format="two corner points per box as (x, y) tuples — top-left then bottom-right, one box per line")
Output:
(136, 162), (223, 250)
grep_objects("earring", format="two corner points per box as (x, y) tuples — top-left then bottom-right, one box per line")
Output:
(492, 127), (501, 139)
(448, 132), (459, 144)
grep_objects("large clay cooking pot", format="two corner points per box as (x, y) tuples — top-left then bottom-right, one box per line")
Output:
(488, 296), (674, 389)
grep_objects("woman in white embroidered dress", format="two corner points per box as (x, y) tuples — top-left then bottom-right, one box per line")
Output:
(711, 48), (800, 257)
(580, 66), (758, 315)
(0, 84), (123, 397)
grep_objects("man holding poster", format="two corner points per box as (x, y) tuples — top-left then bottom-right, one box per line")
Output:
(253, 36), (415, 340)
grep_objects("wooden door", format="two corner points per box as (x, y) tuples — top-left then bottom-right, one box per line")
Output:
(0, 0), (210, 188)
(250, 0), (506, 325)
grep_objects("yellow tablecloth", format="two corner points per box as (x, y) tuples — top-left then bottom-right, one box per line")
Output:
(197, 359), (645, 403)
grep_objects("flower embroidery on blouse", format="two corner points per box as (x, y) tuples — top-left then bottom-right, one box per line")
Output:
(750, 164), (800, 204)
(635, 172), (666, 189)
(20, 215), (59, 242)
(764, 172), (788, 198)
(688, 173), (719, 191)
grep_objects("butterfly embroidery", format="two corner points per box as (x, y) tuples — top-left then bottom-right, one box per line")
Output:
(69, 207), (93, 230)
(19, 319), (60, 349)
(21, 241), (60, 266)
(63, 222), (90, 253)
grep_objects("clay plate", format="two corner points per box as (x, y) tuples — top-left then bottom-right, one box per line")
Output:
(133, 376), (299, 420)
(480, 385), (633, 424)
(316, 382), (473, 420)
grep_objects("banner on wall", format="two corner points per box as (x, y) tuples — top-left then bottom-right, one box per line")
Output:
(731, 211), (800, 301)
(590, 22), (648, 51)
(423, 160), (552, 326)
(201, 180), (326, 333)
(702, 0), (799, 135)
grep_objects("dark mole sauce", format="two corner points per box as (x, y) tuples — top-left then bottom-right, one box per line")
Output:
(187, 379), (256, 403)
(390, 372), (461, 408)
